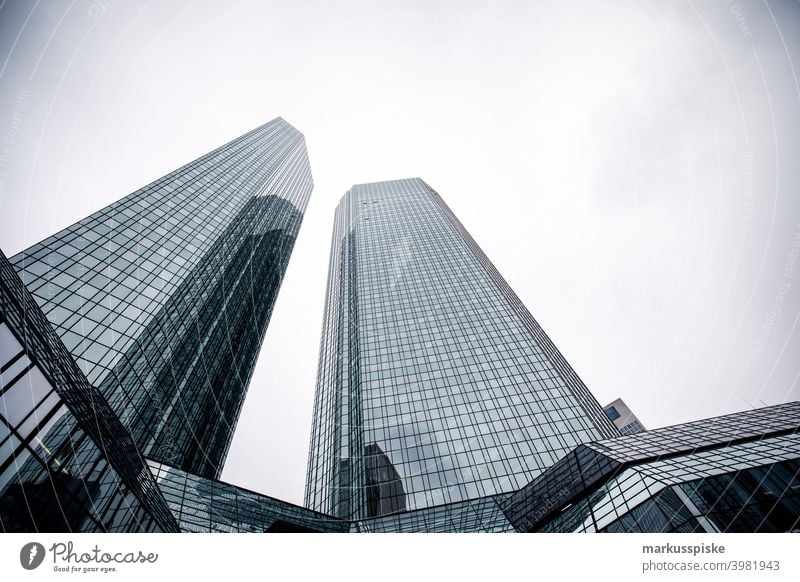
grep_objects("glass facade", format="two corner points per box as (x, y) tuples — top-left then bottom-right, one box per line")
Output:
(148, 457), (513, 533)
(10, 118), (313, 478)
(353, 493), (514, 533)
(502, 402), (800, 533)
(618, 420), (645, 435)
(596, 458), (800, 533)
(148, 461), (348, 533)
(305, 178), (618, 519)
(1, 250), (178, 532)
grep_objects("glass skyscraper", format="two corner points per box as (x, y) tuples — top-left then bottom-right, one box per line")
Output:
(305, 177), (619, 519)
(7, 118), (312, 478)
(2, 127), (797, 533)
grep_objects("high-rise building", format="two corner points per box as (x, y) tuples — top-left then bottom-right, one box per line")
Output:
(603, 398), (645, 435)
(305, 178), (619, 519)
(3, 136), (797, 534)
(8, 118), (312, 478)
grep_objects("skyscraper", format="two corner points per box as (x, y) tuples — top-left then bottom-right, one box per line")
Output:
(8, 118), (313, 478)
(3, 135), (796, 534)
(603, 398), (646, 435)
(305, 178), (618, 520)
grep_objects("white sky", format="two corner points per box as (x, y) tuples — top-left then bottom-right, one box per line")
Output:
(0, 0), (799, 505)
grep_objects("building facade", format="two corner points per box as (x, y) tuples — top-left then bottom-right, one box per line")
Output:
(1, 250), (179, 532)
(305, 178), (619, 519)
(501, 402), (800, 533)
(9, 118), (312, 478)
(148, 460), (349, 533)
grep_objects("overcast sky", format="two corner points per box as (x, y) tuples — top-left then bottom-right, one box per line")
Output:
(0, 0), (799, 505)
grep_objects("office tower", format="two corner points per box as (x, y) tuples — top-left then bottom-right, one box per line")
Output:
(8, 118), (313, 478)
(603, 398), (645, 435)
(305, 177), (619, 520)
(4, 128), (797, 534)
(503, 402), (800, 533)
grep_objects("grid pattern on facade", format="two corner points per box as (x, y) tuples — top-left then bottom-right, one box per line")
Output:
(306, 178), (618, 519)
(148, 460), (348, 533)
(539, 438), (800, 533)
(95, 193), (306, 477)
(589, 402), (800, 462)
(0, 250), (178, 532)
(674, 459), (800, 532)
(149, 451), (511, 533)
(353, 492), (514, 532)
(503, 402), (800, 532)
(619, 421), (645, 435)
(10, 118), (313, 477)
(305, 213), (360, 518)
